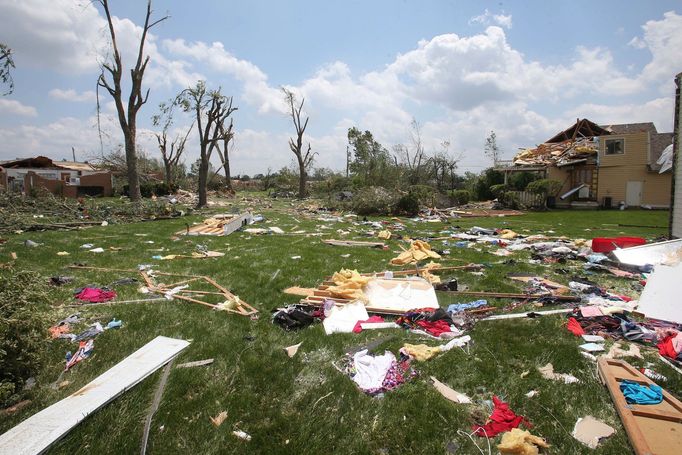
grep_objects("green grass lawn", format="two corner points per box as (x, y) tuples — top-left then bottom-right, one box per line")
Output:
(0, 200), (679, 454)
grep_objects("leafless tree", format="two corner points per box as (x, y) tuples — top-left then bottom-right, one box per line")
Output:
(152, 103), (193, 187)
(484, 130), (500, 166)
(215, 118), (235, 191)
(282, 88), (316, 198)
(0, 43), (15, 95)
(176, 81), (237, 208)
(394, 118), (428, 185)
(95, 0), (168, 201)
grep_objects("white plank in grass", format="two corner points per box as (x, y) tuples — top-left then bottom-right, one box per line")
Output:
(0, 336), (190, 455)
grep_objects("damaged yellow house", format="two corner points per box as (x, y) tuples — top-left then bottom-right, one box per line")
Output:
(499, 119), (673, 208)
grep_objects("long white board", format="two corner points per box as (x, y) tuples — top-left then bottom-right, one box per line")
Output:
(0, 336), (190, 455)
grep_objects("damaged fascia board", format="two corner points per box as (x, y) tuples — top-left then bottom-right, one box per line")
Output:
(0, 336), (190, 455)
(612, 238), (682, 267)
(560, 183), (587, 200)
(636, 262), (682, 324)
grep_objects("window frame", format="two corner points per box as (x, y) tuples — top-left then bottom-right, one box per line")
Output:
(604, 138), (625, 156)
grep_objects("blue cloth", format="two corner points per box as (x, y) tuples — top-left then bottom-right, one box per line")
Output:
(447, 300), (487, 313)
(620, 380), (663, 405)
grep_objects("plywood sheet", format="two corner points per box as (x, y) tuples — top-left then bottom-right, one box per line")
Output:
(0, 336), (190, 455)
(636, 262), (682, 324)
(597, 357), (682, 455)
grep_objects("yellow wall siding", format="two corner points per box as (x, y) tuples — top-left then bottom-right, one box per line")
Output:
(597, 131), (671, 206)
(547, 166), (572, 195)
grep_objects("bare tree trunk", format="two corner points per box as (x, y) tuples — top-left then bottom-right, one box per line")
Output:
(298, 159), (306, 199)
(224, 158), (232, 191)
(198, 153), (208, 207)
(96, 0), (167, 202)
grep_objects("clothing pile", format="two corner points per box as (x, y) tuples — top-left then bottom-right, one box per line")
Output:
(396, 308), (467, 339)
(272, 304), (323, 331)
(473, 396), (532, 438)
(337, 349), (417, 396)
(74, 287), (117, 303)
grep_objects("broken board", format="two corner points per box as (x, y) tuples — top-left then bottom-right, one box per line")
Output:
(177, 212), (252, 236)
(322, 239), (386, 248)
(0, 336), (190, 455)
(597, 357), (682, 455)
(612, 238), (682, 267)
(635, 262), (682, 324)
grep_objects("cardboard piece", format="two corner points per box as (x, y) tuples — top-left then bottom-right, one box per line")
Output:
(597, 358), (682, 455)
(572, 416), (615, 449)
(636, 263), (682, 324)
(0, 336), (189, 455)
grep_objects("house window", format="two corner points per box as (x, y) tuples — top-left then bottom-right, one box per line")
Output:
(605, 139), (624, 155)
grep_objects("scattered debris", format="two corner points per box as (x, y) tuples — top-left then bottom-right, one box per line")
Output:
(284, 343), (302, 358)
(430, 376), (471, 404)
(572, 416), (615, 449)
(0, 336), (189, 455)
(210, 411), (228, 427)
(177, 213), (252, 236)
(498, 428), (549, 455)
(176, 359), (214, 369)
(232, 430), (251, 441)
(538, 363), (580, 384)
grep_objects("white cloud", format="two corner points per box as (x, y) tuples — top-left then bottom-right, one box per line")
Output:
(0, 99), (38, 117)
(49, 88), (97, 103)
(163, 39), (285, 113)
(469, 9), (513, 29)
(630, 11), (682, 86)
(0, 0), (105, 73)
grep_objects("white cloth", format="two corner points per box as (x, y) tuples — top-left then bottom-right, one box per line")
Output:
(323, 301), (369, 335)
(352, 349), (395, 390)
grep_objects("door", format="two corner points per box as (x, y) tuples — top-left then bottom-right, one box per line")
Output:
(626, 181), (643, 206)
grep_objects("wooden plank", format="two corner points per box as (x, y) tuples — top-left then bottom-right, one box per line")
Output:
(0, 336), (189, 455)
(597, 357), (682, 455)
(322, 239), (386, 248)
(440, 290), (577, 301)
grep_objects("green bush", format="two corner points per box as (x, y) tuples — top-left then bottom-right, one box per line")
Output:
(394, 192), (420, 216)
(490, 184), (511, 198)
(449, 189), (471, 205)
(350, 186), (397, 215)
(526, 179), (562, 196)
(406, 185), (437, 207)
(500, 191), (521, 209)
(471, 168), (504, 200)
(0, 268), (50, 407)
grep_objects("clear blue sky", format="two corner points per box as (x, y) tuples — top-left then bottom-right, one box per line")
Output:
(1, 0), (680, 173)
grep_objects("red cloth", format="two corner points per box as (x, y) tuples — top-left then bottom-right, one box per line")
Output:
(352, 316), (385, 333)
(415, 320), (452, 337)
(75, 288), (117, 303)
(566, 317), (585, 336)
(658, 335), (678, 359)
(473, 396), (531, 437)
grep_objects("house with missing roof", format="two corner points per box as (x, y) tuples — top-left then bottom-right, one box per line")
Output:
(0, 156), (113, 197)
(497, 119), (673, 209)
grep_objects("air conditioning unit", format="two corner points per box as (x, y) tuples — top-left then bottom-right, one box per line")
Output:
(578, 185), (590, 198)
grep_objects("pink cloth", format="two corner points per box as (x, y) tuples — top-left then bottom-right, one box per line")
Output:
(75, 288), (117, 303)
(580, 306), (603, 318)
(352, 316), (385, 333)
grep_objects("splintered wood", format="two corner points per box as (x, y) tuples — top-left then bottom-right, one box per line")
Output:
(176, 212), (252, 236)
(140, 271), (258, 316)
(67, 266), (257, 317)
(299, 265), (483, 314)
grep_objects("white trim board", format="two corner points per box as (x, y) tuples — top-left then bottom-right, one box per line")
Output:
(0, 336), (190, 455)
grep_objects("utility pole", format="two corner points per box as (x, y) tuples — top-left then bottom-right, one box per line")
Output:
(346, 145), (350, 178)
(72, 147), (76, 162)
